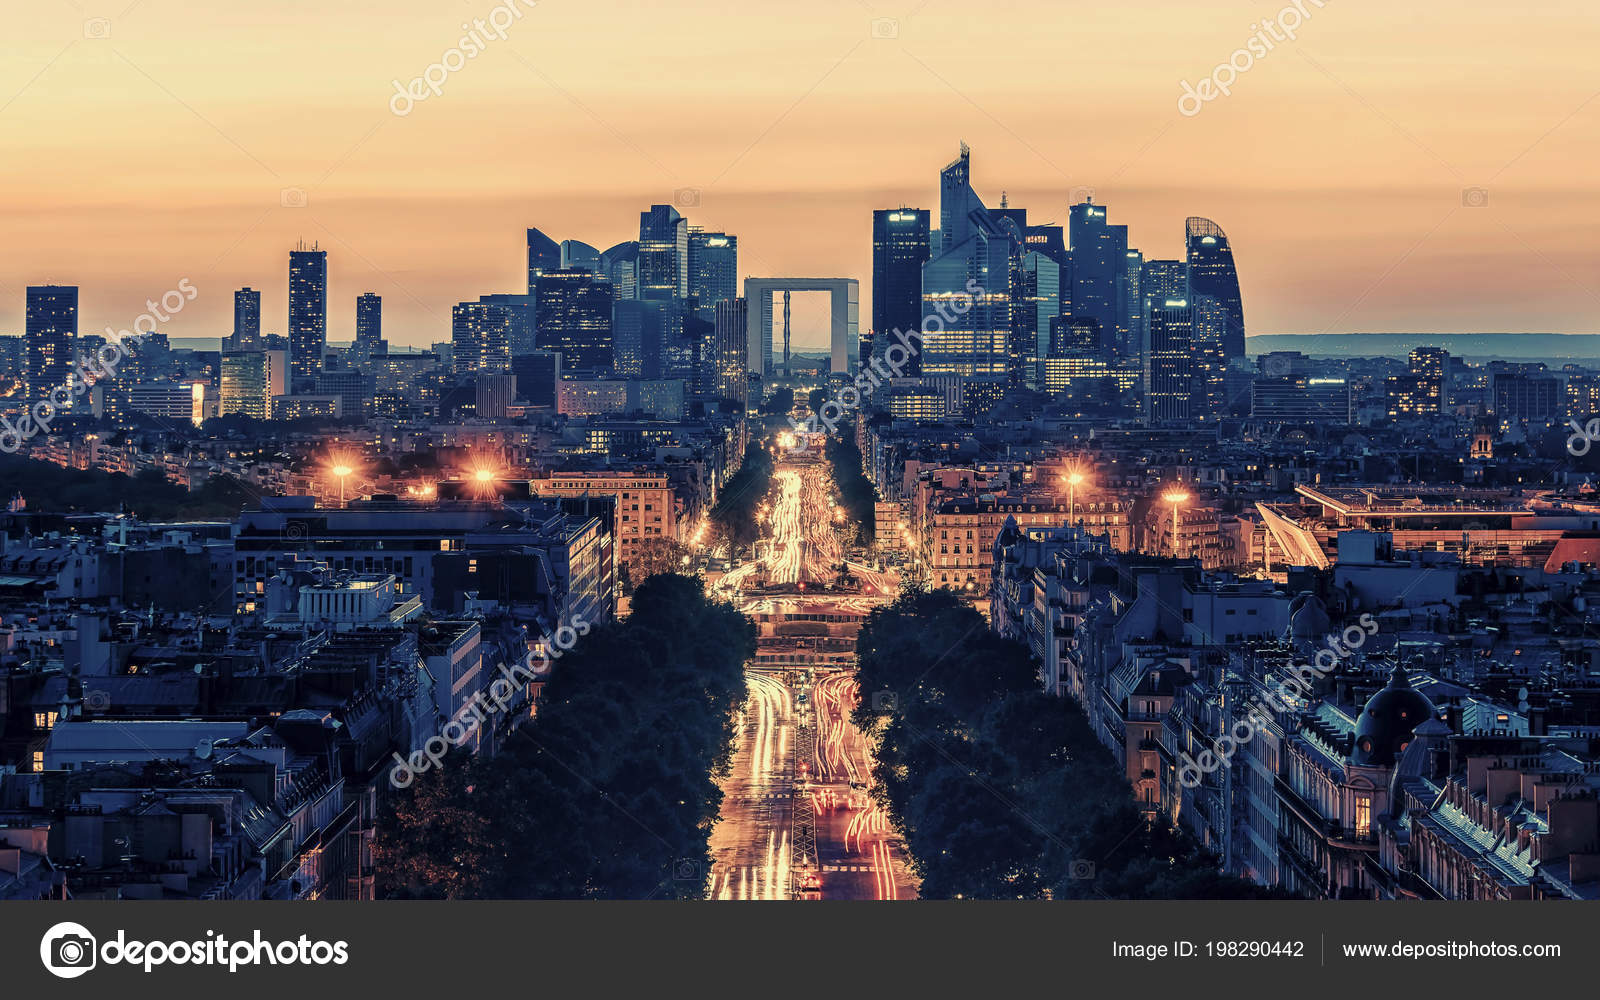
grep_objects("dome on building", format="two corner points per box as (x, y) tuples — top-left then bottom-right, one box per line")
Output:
(1287, 592), (1330, 642)
(1351, 663), (1435, 767)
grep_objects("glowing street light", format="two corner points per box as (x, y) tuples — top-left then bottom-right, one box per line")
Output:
(331, 464), (353, 507)
(1061, 470), (1086, 525)
(1162, 489), (1190, 558)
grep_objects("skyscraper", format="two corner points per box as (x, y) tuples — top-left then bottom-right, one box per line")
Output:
(600, 241), (640, 300)
(1012, 251), (1059, 388)
(688, 229), (738, 307)
(1145, 298), (1193, 424)
(560, 240), (602, 273)
(920, 145), (1013, 379)
(1068, 200), (1129, 357)
(220, 349), (287, 419)
(232, 287), (261, 350)
(452, 302), (514, 376)
(288, 244), (328, 384)
(1189, 295), (1229, 422)
(638, 205), (688, 301)
(355, 292), (385, 357)
(527, 228), (560, 294)
(478, 293), (538, 355)
(1118, 248), (1144, 359)
(536, 269), (615, 372)
(871, 208), (930, 366)
(612, 299), (667, 378)
(24, 284), (77, 399)
(714, 297), (748, 409)
(1185, 217), (1245, 361)
(511, 350), (561, 408)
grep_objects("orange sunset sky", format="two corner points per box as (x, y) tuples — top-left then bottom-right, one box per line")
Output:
(2, 0), (1599, 349)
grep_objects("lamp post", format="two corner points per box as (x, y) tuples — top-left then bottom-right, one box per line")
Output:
(1162, 489), (1190, 558)
(331, 464), (352, 507)
(1064, 471), (1085, 526)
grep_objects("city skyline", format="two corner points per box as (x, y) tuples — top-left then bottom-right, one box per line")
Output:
(6, 2), (1600, 346)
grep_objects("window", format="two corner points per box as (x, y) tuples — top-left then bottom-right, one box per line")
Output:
(32, 751), (44, 771)
(1354, 796), (1371, 839)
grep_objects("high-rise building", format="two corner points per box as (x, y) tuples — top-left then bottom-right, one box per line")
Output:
(288, 244), (328, 384)
(1145, 298), (1193, 424)
(316, 369), (370, 420)
(1189, 295), (1229, 422)
(1117, 249), (1144, 361)
(354, 292), (384, 357)
(600, 241), (640, 300)
(1069, 200), (1129, 357)
(714, 297), (748, 409)
(232, 287), (261, 350)
(451, 302), (514, 376)
(638, 205), (688, 301)
(478, 293), (538, 355)
(688, 229), (738, 307)
(920, 145), (1013, 379)
(24, 284), (77, 399)
(511, 350), (561, 408)
(560, 240), (602, 273)
(475, 372), (517, 419)
(1012, 251), (1059, 388)
(612, 299), (667, 379)
(871, 208), (931, 366)
(1140, 260), (1189, 315)
(220, 349), (287, 419)
(526, 228), (560, 294)
(536, 269), (615, 372)
(1049, 316), (1100, 356)
(1185, 217), (1245, 362)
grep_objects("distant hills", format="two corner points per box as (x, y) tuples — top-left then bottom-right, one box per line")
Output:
(1247, 333), (1600, 362)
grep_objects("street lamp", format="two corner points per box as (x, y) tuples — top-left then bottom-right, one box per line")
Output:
(331, 464), (353, 507)
(1161, 489), (1190, 558)
(1062, 471), (1085, 526)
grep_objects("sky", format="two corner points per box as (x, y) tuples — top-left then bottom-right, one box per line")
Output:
(3, 0), (1599, 350)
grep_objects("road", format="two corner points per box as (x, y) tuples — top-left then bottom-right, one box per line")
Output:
(706, 453), (918, 900)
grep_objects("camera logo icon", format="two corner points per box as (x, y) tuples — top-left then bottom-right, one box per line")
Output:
(1461, 186), (1489, 208)
(673, 187), (701, 208)
(870, 689), (898, 712)
(673, 858), (702, 881)
(1068, 859), (1096, 880)
(870, 17), (899, 39)
(84, 18), (111, 39)
(40, 921), (98, 978)
(280, 187), (308, 208)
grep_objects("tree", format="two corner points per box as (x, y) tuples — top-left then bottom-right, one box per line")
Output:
(622, 537), (692, 590)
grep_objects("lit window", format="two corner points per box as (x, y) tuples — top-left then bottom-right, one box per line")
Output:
(1354, 796), (1371, 838)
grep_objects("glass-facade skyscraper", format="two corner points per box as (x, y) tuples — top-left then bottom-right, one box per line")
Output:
(1068, 201), (1129, 358)
(24, 284), (78, 399)
(638, 205), (688, 301)
(536, 269), (615, 372)
(688, 229), (738, 307)
(527, 227), (560, 294)
(1186, 217), (1245, 361)
(288, 245), (327, 384)
(451, 302), (514, 376)
(1145, 298), (1193, 424)
(920, 145), (1013, 379)
(232, 287), (261, 350)
(871, 208), (930, 366)
(355, 292), (384, 357)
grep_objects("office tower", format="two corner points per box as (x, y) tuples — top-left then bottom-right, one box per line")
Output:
(1145, 298), (1193, 424)
(220, 350), (287, 419)
(452, 302), (514, 376)
(526, 228), (560, 294)
(1118, 249), (1143, 357)
(1140, 259), (1189, 314)
(354, 292), (385, 357)
(1012, 251), (1059, 388)
(24, 284), (78, 399)
(560, 240), (602, 273)
(478, 293), (538, 355)
(1068, 200), (1129, 356)
(612, 299), (666, 378)
(1410, 347), (1449, 377)
(510, 350), (561, 408)
(920, 145), (1013, 378)
(1185, 217), (1245, 361)
(688, 229), (738, 307)
(713, 297), (748, 409)
(288, 243), (328, 383)
(871, 208), (931, 366)
(232, 287), (261, 350)
(1490, 371), (1558, 421)
(600, 241), (640, 300)
(536, 269), (615, 372)
(638, 205), (688, 300)
(1050, 316), (1101, 356)
(1251, 376), (1352, 424)
(1189, 295), (1229, 422)
(475, 372), (517, 419)
(316, 369), (370, 419)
